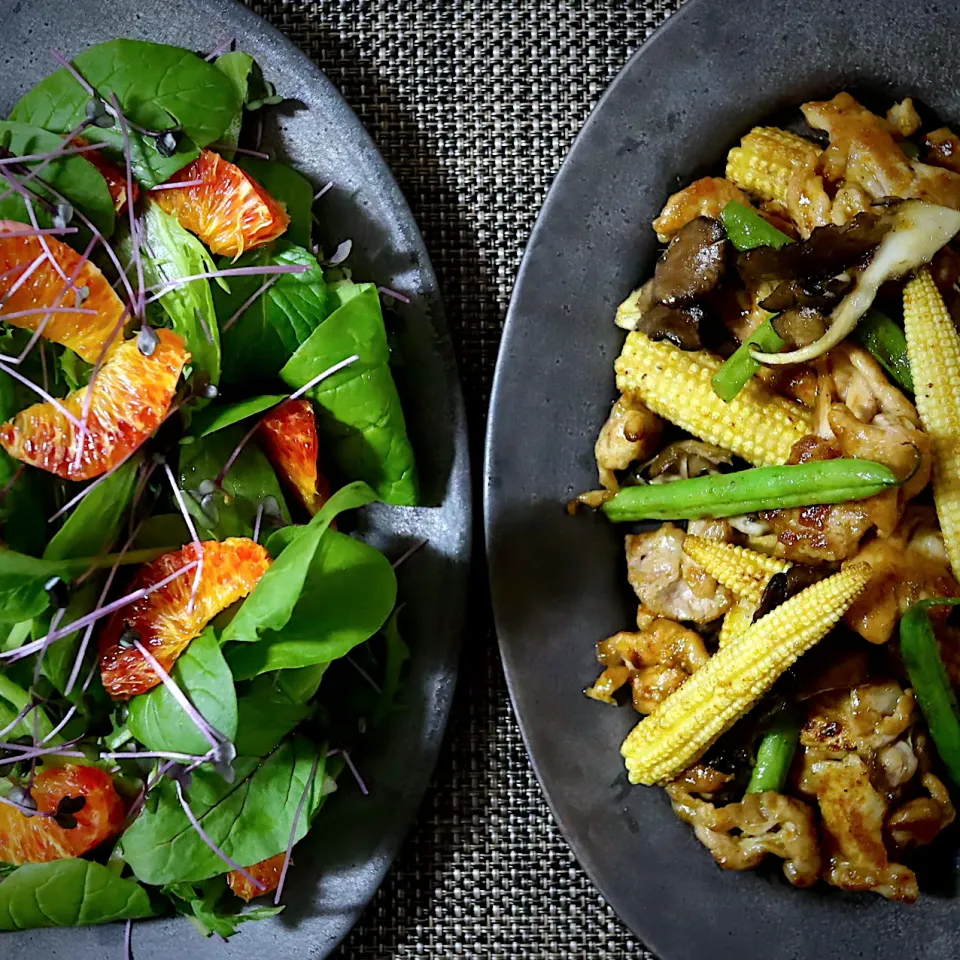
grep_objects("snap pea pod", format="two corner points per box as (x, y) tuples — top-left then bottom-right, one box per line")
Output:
(853, 309), (914, 395)
(711, 319), (786, 403)
(746, 707), (802, 794)
(602, 459), (899, 522)
(900, 598), (960, 787)
(720, 200), (793, 252)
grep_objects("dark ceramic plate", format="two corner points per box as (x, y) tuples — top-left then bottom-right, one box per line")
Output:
(485, 1), (960, 958)
(1, 1), (470, 956)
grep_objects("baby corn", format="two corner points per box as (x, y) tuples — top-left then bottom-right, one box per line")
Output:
(615, 333), (813, 466)
(903, 269), (960, 578)
(683, 537), (791, 647)
(725, 126), (820, 211)
(621, 563), (871, 785)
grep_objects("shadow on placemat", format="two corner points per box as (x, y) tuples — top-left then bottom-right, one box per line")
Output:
(242, 1), (682, 956)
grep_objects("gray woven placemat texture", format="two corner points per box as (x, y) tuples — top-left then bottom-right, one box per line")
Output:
(241, 2), (683, 956)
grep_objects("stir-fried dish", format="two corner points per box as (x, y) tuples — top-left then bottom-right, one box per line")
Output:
(578, 93), (960, 903)
(0, 40), (417, 937)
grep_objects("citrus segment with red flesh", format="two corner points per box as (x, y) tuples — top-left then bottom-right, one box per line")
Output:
(257, 398), (330, 515)
(153, 150), (289, 257)
(0, 764), (125, 866)
(70, 137), (139, 213)
(98, 537), (271, 700)
(227, 852), (286, 902)
(0, 221), (127, 362)
(0, 329), (189, 481)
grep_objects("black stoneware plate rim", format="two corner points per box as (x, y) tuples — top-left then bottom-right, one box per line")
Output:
(485, 0), (960, 958)
(1, 0), (471, 956)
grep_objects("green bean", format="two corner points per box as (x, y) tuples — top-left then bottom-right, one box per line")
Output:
(711, 319), (786, 403)
(746, 708), (802, 794)
(900, 598), (960, 787)
(854, 309), (914, 394)
(720, 200), (793, 252)
(601, 459), (900, 522)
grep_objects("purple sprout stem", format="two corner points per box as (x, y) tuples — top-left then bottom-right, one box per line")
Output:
(391, 539), (427, 570)
(287, 354), (360, 401)
(161, 462), (204, 613)
(109, 94), (144, 319)
(0, 357), (84, 429)
(33, 608), (66, 689)
(1, 306), (96, 321)
(0, 745), (86, 766)
(209, 143), (270, 159)
(174, 780), (265, 889)
(204, 38), (234, 61)
(252, 502), (264, 545)
(0, 253), (48, 307)
(341, 750), (369, 796)
(214, 417), (261, 487)
(0, 700), (39, 740)
(273, 753), (320, 905)
(345, 654), (382, 695)
(0, 143), (103, 166)
(0, 795), (53, 818)
(133, 639), (222, 751)
(219, 275), (278, 333)
(103, 750), (209, 762)
(41, 661), (96, 743)
(148, 178), (205, 191)
(123, 919), (133, 960)
(144, 263), (309, 302)
(313, 181), (333, 201)
(50, 49), (95, 95)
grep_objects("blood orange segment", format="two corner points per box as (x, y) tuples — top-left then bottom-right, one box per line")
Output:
(98, 537), (271, 700)
(0, 329), (189, 481)
(258, 398), (330, 515)
(227, 852), (286, 902)
(70, 137), (139, 213)
(0, 764), (125, 866)
(0, 220), (126, 362)
(153, 150), (290, 257)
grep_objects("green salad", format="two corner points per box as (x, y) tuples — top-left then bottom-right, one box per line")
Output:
(0, 37), (417, 940)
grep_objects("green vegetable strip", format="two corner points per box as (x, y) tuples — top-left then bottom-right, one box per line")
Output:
(746, 708), (802, 794)
(711, 319), (786, 403)
(900, 598), (960, 787)
(720, 200), (792, 251)
(601, 459), (900, 522)
(854, 309), (915, 394)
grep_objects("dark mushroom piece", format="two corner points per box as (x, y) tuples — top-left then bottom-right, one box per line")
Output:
(760, 275), (852, 312)
(771, 307), (828, 350)
(652, 216), (728, 306)
(637, 302), (706, 350)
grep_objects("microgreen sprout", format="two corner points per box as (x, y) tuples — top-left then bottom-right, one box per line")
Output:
(161, 462), (204, 612)
(391, 538), (427, 570)
(378, 285), (411, 304)
(144, 262), (309, 304)
(252, 501), (264, 544)
(53, 794), (86, 829)
(220, 275), (279, 333)
(273, 753), (320, 905)
(323, 239), (352, 266)
(84, 97), (114, 128)
(147, 178), (205, 191)
(287, 353), (360, 401)
(344, 654), (382, 695)
(313, 181), (333, 202)
(204, 38), (234, 61)
(340, 749), (369, 796)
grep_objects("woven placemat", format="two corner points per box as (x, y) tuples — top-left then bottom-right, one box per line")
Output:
(241, 2), (682, 955)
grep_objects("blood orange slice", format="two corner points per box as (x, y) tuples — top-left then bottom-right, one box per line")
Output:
(0, 764), (125, 866)
(0, 329), (189, 481)
(0, 221), (126, 362)
(98, 537), (271, 700)
(70, 137), (139, 213)
(153, 150), (289, 257)
(258, 398), (330, 515)
(227, 852), (286, 902)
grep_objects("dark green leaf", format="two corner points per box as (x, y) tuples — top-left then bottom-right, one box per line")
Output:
(0, 548), (81, 623)
(213, 51), (255, 152)
(0, 121), (115, 236)
(120, 736), (325, 885)
(227, 529), (395, 679)
(216, 244), (328, 384)
(133, 513), (192, 550)
(44, 454), (141, 562)
(37, 578), (103, 698)
(370, 607), (410, 726)
(0, 673), (54, 740)
(128, 627), (237, 755)
(237, 158), (313, 248)
(164, 876), (282, 938)
(280, 283), (418, 505)
(11, 40), (242, 187)
(0, 859), (154, 930)
(188, 394), (285, 438)
(179, 427), (290, 539)
(221, 482), (378, 645)
(234, 687), (313, 757)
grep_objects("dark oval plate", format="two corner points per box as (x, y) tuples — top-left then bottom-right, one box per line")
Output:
(485, 1), (960, 958)
(1, 1), (470, 957)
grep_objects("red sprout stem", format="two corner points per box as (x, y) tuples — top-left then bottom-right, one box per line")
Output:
(174, 780), (265, 889)
(273, 753), (320, 905)
(219, 276), (278, 333)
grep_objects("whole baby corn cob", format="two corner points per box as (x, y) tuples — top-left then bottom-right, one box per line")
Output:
(682, 537), (791, 647)
(615, 332), (813, 466)
(725, 126), (820, 212)
(903, 269), (960, 578)
(621, 563), (871, 785)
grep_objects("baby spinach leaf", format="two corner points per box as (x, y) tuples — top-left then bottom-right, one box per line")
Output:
(227, 529), (395, 679)
(0, 548), (81, 623)
(213, 51), (255, 151)
(238, 157), (313, 248)
(12, 40), (241, 187)
(262, 663), (330, 705)
(0, 121), (115, 236)
(133, 513), (192, 550)
(216, 244), (328, 385)
(179, 427), (290, 539)
(221, 482), (378, 646)
(0, 859), (154, 930)
(0, 672), (55, 740)
(370, 607), (411, 726)
(188, 394), (285, 438)
(38, 578), (103, 698)
(128, 627), (237, 756)
(124, 201), (222, 389)
(164, 876), (282, 938)
(120, 736), (325, 885)
(234, 690), (313, 758)
(280, 283), (418, 505)
(44, 454), (141, 562)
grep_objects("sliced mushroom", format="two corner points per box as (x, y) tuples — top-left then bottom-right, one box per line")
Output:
(771, 307), (828, 349)
(760, 275), (852, 312)
(652, 216), (728, 306)
(637, 302), (706, 350)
